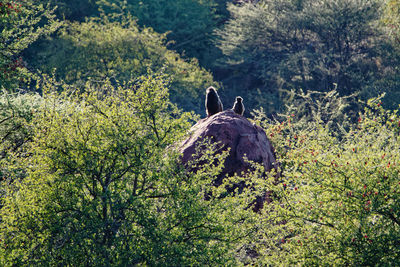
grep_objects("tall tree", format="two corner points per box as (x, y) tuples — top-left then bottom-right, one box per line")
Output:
(216, 0), (390, 112)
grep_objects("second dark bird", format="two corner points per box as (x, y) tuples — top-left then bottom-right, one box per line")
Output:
(232, 96), (244, 116)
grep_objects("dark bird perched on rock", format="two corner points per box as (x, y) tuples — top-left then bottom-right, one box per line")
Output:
(232, 96), (244, 116)
(205, 86), (223, 117)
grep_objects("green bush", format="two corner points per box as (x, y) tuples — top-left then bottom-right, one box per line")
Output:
(251, 95), (400, 265)
(0, 75), (261, 265)
(0, 0), (61, 91)
(27, 17), (217, 114)
(0, 92), (42, 185)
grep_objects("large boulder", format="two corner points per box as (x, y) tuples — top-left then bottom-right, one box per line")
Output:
(179, 109), (278, 184)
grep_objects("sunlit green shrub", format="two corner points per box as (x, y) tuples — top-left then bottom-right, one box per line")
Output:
(0, 91), (43, 187)
(252, 94), (400, 265)
(0, 0), (61, 91)
(27, 17), (217, 114)
(0, 75), (261, 266)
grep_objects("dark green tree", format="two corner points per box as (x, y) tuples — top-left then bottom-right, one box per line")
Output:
(216, 0), (393, 112)
(369, 0), (400, 109)
(37, 0), (98, 21)
(96, 0), (221, 67)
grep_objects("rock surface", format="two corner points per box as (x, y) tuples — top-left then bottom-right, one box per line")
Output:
(179, 109), (278, 183)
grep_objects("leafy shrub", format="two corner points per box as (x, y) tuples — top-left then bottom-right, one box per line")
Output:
(0, 75), (261, 266)
(251, 95), (400, 265)
(0, 0), (61, 91)
(26, 17), (217, 114)
(0, 91), (42, 186)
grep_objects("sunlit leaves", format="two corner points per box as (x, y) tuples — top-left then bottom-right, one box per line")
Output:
(28, 17), (217, 114)
(0, 75), (261, 265)
(0, 0), (61, 91)
(256, 94), (400, 265)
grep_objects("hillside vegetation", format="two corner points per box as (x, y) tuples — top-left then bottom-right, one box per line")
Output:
(1, 0), (400, 265)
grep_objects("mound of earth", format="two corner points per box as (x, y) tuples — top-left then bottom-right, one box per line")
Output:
(178, 110), (278, 209)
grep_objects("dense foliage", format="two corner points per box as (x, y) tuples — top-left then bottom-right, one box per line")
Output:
(0, 92), (42, 184)
(216, 0), (400, 112)
(0, 0), (60, 91)
(384, 0), (400, 41)
(97, 0), (221, 67)
(251, 94), (400, 265)
(26, 17), (217, 114)
(38, 0), (97, 21)
(0, 75), (262, 265)
(1, 0), (400, 265)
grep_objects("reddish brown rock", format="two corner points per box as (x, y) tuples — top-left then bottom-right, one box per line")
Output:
(179, 109), (278, 184)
